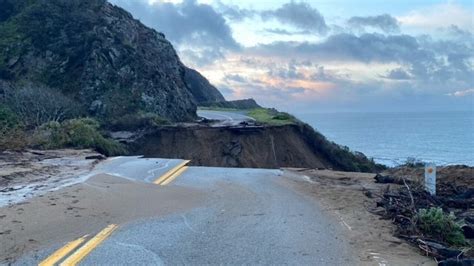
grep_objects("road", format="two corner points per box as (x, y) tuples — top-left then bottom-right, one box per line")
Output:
(197, 110), (255, 126)
(9, 157), (356, 265)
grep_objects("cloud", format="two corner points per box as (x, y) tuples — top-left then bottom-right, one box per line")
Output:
(447, 89), (474, 97)
(250, 33), (424, 63)
(348, 14), (400, 33)
(112, 0), (474, 112)
(249, 32), (473, 86)
(267, 62), (305, 80)
(224, 74), (247, 83)
(382, 68), (412, 80)
(217, 2), (256, 21)
(264, 28), (310, 36)
(207, 28), (473, 111)
(261, 2), (328, 35)
(398, 3), (473, 31)
(110, 0), (239, 65)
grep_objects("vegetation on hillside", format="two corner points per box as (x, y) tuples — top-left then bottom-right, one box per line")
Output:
(297, 123), (385, 172)
(248, 108), (298, 126)
(108, 112), (170, 131)
(32, 118), (125, 156)
(3, 84), (83, 128)
(0, 105), (27, 150)
(0, 79), (126, 155)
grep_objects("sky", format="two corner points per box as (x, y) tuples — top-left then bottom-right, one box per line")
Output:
(110, 0), (474, 113)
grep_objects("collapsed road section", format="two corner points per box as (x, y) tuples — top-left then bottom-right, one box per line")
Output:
(1, 153), (429, 265)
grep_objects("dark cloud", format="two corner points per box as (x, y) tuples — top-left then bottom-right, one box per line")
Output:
(264, 28), (310, 35)
(244, 31), (473, 102)
(110, 0), (239, 65)
(179, 47), (227, 67)
(217, 3), (257, 21)
(251, 33), (425, 63)
(310, 66), (348, 82)
(347, 14), (400, 33)
(267, 61), (305, 79)
(261, 2), (328, 35)
(224, 74), (246, 83)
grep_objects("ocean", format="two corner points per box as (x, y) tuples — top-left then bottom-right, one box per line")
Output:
(296, 111), (474, 167)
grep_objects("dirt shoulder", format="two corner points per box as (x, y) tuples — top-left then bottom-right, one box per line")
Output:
(284, 168), (435, 265)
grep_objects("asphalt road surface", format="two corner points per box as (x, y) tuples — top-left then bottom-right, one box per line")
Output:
(197, 110), (255, 126)
(12, 157), (356, 265)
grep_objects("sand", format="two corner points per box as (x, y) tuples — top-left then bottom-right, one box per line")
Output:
(0, 174), (206, 263)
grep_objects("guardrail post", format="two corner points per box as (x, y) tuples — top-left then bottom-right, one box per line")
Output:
(424, 163), (436, 195)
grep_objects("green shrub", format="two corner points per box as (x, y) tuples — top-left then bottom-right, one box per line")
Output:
(248, 108), (297, 125)
(33, 118), (126, 156)
(0, 104), (19, 129)
(0, 105), (28, 150)
(417, 207), (466, 246)
(109, 112), (170, 131)
(272, 112), (293, 121)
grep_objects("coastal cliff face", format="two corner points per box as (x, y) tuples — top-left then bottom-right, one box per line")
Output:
(183, 67), (226, 104)
(0, 0), (223, 122)
(129, 124), (383, 172)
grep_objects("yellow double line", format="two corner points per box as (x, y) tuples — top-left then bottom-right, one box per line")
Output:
(39, 224), (118, 266)
(154, 160), (190, 185)
(39, 161), (189, 265)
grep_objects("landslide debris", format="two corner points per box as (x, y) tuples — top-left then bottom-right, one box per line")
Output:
(372, 166), (473, 263)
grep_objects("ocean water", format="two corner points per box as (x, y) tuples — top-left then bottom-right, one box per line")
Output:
(296, 111), (474, 167)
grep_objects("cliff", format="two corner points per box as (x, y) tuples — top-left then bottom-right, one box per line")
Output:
(129, 123), (384, 172)
(183, 67), (226, 104)
(0, 0), (223, 122)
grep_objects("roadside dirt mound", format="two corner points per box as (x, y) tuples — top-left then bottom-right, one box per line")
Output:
(383, 165), (474, 195)
(376, 165), (473, 263)
(129, 124), (381, 172)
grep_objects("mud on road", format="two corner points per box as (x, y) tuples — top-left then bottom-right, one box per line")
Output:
(0, 149), (104, 207)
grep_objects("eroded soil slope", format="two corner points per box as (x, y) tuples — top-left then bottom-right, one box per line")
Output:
(130, 124), (380, 172)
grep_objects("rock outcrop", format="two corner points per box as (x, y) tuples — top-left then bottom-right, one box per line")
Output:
(183, 67), (225, 104)
(200, 98), (261, 109)
(0, 0), (213, 122)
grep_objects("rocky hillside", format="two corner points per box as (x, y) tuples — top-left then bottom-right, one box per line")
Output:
(200, 98), (261, 109)
(183, 67), (225, 104)
(0, 0), (224, 122)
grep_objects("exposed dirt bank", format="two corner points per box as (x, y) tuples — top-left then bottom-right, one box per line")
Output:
(129, 124), (381, 172)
